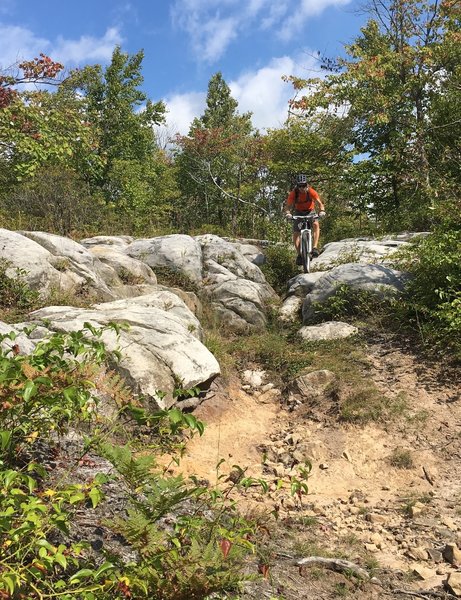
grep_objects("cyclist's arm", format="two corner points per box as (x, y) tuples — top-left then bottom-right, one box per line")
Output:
(312, 189), (325, 213)
(284, 190), (295, 216)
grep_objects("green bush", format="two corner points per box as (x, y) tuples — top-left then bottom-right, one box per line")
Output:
(0, 325), (291, 599)
(397, 228), (461, 358)
(260, 244), (298, 295)
(0, 259), (39, 315)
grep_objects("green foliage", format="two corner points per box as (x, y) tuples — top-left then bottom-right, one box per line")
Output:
(0, 469), (112, 600)
(2, 167), (107, 236)
(0, 325), (277, 599)
(0, 324), (114, 467)
(174, 72), (271, 236)
(0, 259), (39, 315)
(396, 228), (461, 358)
(285, 0), (460, 232)
(310, 284), (391, 323)
(260, 244), (299, 295)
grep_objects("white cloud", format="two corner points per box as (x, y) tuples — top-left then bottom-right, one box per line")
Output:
(54, 27), (123, 64)
(0, 23), (122, 70)
(0, 25), (50, 69)
(230, 53), (319, 131)
(278, 0), (352, 40)
(162, 52), (318, 136)
(162, 91), (206, 137)
(171, 0), (352, 62)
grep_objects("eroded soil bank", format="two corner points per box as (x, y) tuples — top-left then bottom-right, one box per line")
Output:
(176, 330), (461, 599)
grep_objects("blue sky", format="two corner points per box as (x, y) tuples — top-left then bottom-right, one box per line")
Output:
(0, 0), (365, 135)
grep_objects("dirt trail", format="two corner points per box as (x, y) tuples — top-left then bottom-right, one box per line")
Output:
(176, 332), (461, 598)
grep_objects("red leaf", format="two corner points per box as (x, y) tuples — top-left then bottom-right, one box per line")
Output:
(219, 538), (232, 558)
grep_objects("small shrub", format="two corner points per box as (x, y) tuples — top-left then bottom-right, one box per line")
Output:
(260, 244), (299, 295)
(154, 266), (200, 295)
(311, 284), (392, 324)
(0, 258), (39, 313)
(389, 448), (414, 469)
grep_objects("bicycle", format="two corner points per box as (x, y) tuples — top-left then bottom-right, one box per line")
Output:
(290, 213), (320, 274)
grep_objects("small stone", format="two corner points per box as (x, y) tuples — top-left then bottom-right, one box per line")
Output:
(441, 516), (457, 531)
(442, 543), (461, 566)
(446, 572), (461, 596)
(319, 463), (329, 470)
(342, 451), (352, 462)
(412, 565), (436, 580)
(427, 548), (443, 563)
(365, 513), (388, 525)
(407, 547), (429, 561)
(364, 543), (378, 552)
(408, 502), (425, 518)
(261, 383), (274, 393)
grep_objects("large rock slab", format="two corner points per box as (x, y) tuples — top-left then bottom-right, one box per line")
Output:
(197, 234), (267, 284)
(313, 237), (410, 270)
(126, 234), (203, 283)
(302, 263), (406, 322)
(28, 294), (220, 409)
(21, 231), (117, 300)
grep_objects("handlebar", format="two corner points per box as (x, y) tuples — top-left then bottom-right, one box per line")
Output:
(287, 213), (322, 221)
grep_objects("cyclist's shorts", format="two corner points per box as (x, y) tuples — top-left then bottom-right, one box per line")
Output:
(292, 210), (316, 233)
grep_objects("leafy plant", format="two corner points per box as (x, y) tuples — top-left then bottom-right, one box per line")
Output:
(0, 323), (117, 468)
(260, 244), (299, 296)
(0, 259), (39, 314)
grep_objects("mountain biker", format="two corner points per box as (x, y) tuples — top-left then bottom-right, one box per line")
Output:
(284, 174), (326, 265)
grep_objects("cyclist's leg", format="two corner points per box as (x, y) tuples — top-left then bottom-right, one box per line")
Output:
(313, 221), (320, 249)
(293, 231), (301, 254)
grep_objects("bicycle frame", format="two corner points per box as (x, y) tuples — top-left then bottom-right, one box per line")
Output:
(291, 213), (319, 273)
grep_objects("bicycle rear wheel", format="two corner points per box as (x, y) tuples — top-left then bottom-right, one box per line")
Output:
(301, 230), (311, 273)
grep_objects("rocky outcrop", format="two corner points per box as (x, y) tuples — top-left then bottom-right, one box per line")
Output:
(125, 234), (204, 284)
(302, 263), (407, 323)
(25, 290), (219, 409)
(0, 228), (278, 404)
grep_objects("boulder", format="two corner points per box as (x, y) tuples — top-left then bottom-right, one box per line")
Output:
(279, 295), (303, 323)
(197, 234), (267, 284)
(209, 278), (275, 331)
(21, 230), (117, 300)
(287, 272), (325, 297)
(28, 294), (220, 409)
(126, 234), (203, 283)
(0, 229), (63, 292)
(80, 235), (134, 249)
(197, 235), (277, 331)
(87, 245), (157, 285)
(313, 238), (410, 270)
(302, 263), (406, 322)
(231, 242), (266, 266)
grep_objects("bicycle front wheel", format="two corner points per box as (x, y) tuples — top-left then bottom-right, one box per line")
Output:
(301, 230), (311, 273)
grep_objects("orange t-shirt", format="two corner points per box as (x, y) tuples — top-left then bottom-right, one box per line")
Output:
(287, 187), (319, 212)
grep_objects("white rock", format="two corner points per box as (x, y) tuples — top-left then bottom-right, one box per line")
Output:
(127, 234), (203, 283)
(299, 321), (358, 341)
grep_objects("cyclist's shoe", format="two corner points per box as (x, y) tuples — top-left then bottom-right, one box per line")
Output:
(296, 254), (303, 266)
(311, 247), (320, 258)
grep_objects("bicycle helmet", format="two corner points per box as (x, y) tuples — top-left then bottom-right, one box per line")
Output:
(296, 173), (308, 186)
